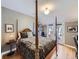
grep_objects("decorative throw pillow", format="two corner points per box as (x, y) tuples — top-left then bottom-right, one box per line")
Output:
(20, 32), (28, 38)
(27, 32), (33, 37)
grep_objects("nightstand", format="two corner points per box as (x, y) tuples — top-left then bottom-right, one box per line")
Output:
(6, 40), (16, 56)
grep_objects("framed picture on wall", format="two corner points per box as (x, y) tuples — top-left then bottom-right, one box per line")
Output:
(5, 24), (14, 33)
(67, 25), (78, 33)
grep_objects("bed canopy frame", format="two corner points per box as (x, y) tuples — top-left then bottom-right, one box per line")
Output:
(16, 0), (58, 59)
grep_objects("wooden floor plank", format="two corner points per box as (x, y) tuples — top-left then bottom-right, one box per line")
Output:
(48, 44), (77, 59)
(2, 52), (23, 59)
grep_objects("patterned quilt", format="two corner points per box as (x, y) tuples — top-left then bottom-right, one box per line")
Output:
(18, 36), (56, 59)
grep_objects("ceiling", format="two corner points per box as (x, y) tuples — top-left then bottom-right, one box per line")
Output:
(1, 0), (78, 24)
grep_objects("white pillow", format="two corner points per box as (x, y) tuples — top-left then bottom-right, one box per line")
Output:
(18, 32), (21, 39)
(27, 32), (33, 37)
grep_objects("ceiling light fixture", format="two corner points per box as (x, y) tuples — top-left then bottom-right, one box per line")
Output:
(44, 8), (50, 15)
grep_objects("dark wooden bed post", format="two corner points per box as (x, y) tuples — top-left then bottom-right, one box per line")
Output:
(16, 19), (18, 40)
(16, 19), (19, 52)
(35, 0), (39, 59)
(55, 16), (58, 57)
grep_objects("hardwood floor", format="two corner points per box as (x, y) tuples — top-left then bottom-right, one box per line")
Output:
(2, 44), (77, 59)
(46, 44), (77, 59)
(2, 52), (23, 59)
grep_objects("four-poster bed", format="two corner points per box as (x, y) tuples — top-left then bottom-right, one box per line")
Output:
(16, 0), (57, 59)
(17, 28), (56, 59)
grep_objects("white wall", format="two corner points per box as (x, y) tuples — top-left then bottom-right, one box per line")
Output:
(64, 21), (78, 47)
(1, 7), (35, 45)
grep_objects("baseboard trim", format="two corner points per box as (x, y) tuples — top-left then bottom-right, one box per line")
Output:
(58, 43), (76, 50)
(1, 48), (16, 56)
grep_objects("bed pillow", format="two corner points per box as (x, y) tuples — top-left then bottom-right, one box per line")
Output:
(20, 32), (28, 38)
(18, 32), (21, 39)
(27, 32), (33, 37)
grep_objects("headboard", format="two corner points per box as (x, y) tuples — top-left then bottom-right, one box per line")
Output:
(21, 28), (32, 32)
(18, 28), (32, 39)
